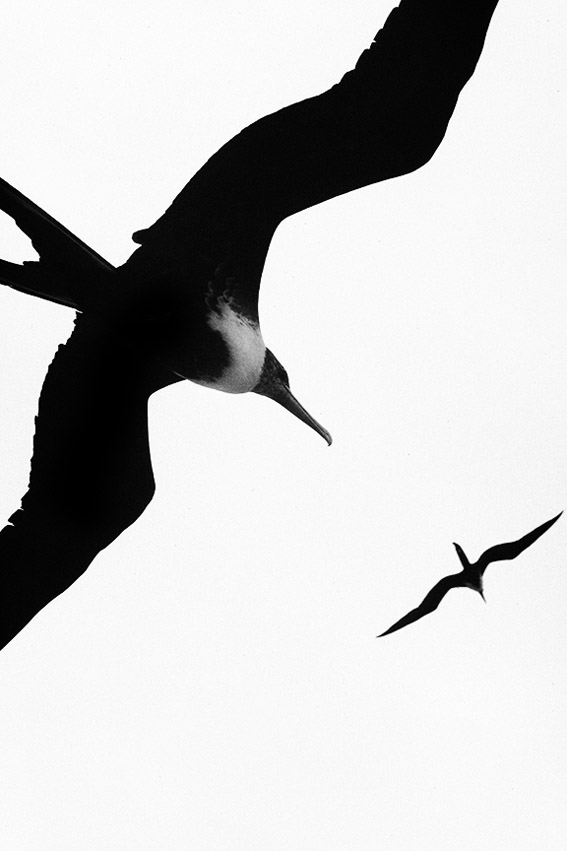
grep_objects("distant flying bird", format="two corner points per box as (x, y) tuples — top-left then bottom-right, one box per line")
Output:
(380, 512), (562, 637)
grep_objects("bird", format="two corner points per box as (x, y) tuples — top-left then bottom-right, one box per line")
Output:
(0, 0), (501, 448)
(379, 512), (563, 637)
(0, 0), (505, 649)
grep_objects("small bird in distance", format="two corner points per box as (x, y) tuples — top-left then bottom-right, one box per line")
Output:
(379, 512), (562, 637)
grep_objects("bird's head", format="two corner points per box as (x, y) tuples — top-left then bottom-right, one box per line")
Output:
(253, 349), (332, 445)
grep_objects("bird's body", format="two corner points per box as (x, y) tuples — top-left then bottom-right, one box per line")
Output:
(195, 298), (265, 394)
(115, 266), (265, 390)
(380, 513), (563, 637)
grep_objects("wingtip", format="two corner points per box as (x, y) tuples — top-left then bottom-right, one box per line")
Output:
(542, 510), (563, 530)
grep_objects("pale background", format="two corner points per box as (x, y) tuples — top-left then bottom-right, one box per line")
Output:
(0, 1), (566, 848)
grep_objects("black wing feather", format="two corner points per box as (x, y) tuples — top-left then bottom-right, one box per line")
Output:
(476, 512), (562, 574)
(0, 314), (181, 650)
(379, 573), (465, 637)
(124, 2), (500, 306)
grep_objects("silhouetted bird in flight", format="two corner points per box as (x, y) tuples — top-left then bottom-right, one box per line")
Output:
(0, 0), (504, 649)
(379, 512), (562, 637)
(0, 0), (501, 446)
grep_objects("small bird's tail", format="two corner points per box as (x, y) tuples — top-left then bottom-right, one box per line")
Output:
(0, 176), (115, 310)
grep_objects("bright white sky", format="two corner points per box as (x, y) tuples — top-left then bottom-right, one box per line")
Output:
(0, 1), (566, 848)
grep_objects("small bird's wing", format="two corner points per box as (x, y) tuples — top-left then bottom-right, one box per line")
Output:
(379, 573), (465, 637)
(476, 512), (562, 575)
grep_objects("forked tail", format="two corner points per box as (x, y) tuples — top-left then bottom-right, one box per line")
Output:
(0, 176), (115, 310)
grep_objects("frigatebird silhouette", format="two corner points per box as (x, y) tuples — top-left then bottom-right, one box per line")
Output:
(0, 0), (504, 649)
(379, 513), (562, 637)
(0, 0), (501, 445)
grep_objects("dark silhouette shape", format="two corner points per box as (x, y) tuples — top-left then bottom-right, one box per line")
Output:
(379, 513), (562, 637)
(0, 0), (503, 649)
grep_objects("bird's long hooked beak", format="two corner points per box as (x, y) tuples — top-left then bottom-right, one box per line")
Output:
(268, 382), (333, 446)
(253, 349), (332, 445)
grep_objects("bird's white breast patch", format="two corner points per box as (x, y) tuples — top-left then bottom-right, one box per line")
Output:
(198, 300), (266, 393)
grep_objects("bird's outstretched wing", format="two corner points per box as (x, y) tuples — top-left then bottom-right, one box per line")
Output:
(124, 1), (500, 307)
(0, 313), (181, 651)
(379, 573), (465, 637)
(476, 512), (562, 574)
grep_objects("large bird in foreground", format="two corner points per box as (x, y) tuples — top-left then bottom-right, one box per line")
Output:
(0, 0), (501, 444)
(380, 512), (562, 637)
(0, 0), (504, 650)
